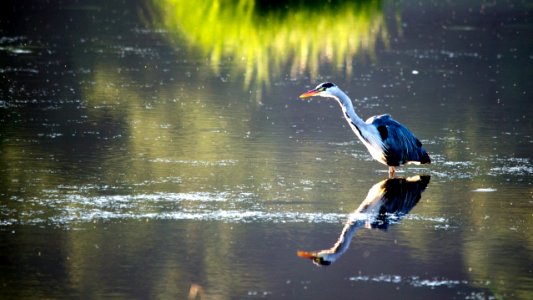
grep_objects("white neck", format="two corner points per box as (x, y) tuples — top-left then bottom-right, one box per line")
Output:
(313, 179), (390, 264)
(329, 88), (366, 127)
(327, 87), (385, 164)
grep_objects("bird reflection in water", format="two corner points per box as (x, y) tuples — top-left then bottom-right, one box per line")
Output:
(297, 175), (430, 266)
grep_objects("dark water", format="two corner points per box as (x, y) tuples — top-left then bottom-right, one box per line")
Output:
(1, 0), (532, 299)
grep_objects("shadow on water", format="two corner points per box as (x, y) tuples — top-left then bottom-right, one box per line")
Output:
(298, 175), (430, 266)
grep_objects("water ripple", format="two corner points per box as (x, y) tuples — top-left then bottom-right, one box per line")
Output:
(2, 191), (451, 228)
(347, 273), (487, 290)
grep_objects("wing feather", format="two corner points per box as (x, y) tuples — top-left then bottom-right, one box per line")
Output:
(367, 114), (429, 166)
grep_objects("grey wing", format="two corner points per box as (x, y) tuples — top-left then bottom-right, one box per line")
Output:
(367, 114), (429, 166)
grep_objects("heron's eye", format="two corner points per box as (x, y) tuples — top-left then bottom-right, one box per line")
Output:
(319, 87), (325, 91)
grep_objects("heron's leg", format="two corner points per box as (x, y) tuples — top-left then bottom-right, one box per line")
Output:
(388, 166), (395, 178)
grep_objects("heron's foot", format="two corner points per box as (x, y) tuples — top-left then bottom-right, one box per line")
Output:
(388, 166), (396, 178)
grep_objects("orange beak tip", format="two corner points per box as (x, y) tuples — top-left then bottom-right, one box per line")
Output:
(298, 90), (318, 99)
(297, 250), (316, 259)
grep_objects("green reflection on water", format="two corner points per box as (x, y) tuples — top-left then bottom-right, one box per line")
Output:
(151, 0), (389, 87)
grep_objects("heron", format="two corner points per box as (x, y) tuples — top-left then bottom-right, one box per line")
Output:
(297, 175), (430, 266)
(299, 82), (430, 177)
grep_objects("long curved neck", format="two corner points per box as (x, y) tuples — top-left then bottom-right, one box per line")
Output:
(330, 89), (369, 141)
(334, 90), (364, 122)
(321, 180), (389, 261)
(327, 219), (366, 255)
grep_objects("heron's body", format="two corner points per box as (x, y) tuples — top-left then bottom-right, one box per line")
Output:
(299, 82), (430, 177)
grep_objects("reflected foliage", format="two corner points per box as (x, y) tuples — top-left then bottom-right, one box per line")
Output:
(298, 175), (430, 266)
(151, 0), (388, 87)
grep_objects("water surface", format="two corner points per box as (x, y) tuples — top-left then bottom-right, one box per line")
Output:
(1, 0), (532, 299)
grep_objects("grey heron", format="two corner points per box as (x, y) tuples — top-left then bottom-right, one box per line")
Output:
(299, 82), (430, 177)
(298, 175), (430, 266)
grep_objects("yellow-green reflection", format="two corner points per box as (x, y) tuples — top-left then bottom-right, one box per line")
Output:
(151, 0), (388, 88)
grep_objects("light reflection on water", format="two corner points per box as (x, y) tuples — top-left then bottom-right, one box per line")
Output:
(5, 184), (450, 229)
(1, 0), (532, 299)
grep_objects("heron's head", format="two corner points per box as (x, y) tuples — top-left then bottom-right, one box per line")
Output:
(299, 82), (339, 100)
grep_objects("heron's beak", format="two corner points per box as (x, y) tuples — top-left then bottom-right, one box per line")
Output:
(297, 250), (317, 259)
(299, 89), (319, 99)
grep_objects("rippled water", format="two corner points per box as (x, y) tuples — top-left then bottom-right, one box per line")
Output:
(1, 0), (532, 299)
